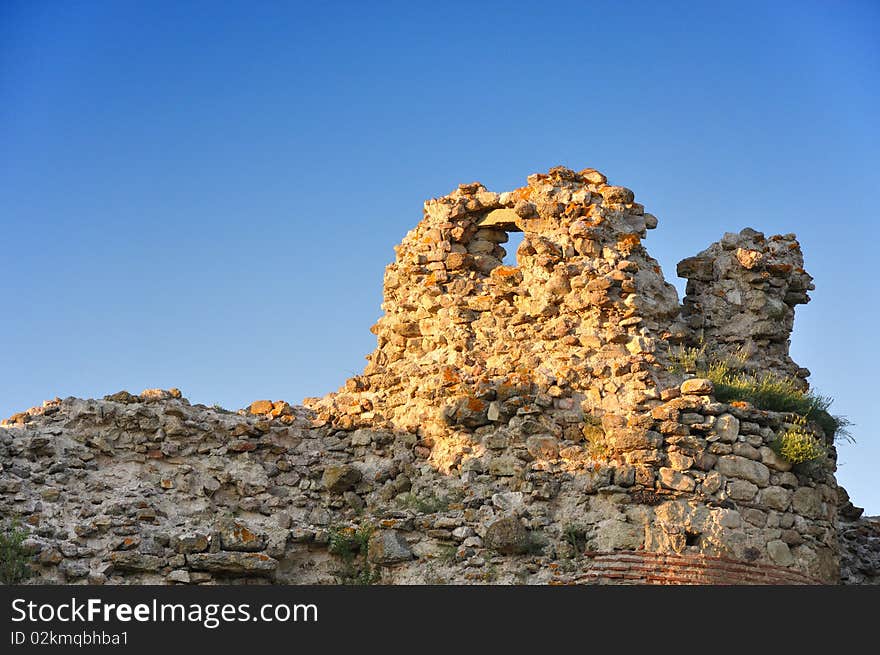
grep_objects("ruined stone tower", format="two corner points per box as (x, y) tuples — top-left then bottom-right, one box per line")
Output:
(313, 167), (686, 467)
(1, 167), (843, 585)
(678, 229), (815, 387)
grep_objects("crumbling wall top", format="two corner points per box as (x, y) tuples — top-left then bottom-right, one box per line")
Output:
(309, 167), (691, 474)
(678, 228), (815, 387)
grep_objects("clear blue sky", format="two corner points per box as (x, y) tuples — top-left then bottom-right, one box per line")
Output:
(1, 1), (877, 512)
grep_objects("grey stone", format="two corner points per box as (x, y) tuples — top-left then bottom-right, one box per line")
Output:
(692, 451), (717, 471)
(732, 443), (761, 460)
(488, 456), (521, 477)
(349, 430), (373, 446)
(344, 491), (365, 511)
(38, 548), (63, 566)
(452, 526), (475, 540)
(484, 516), (531, 554)
(776, 471), (799, 488)
(767, 539), (794, 566)
(791, 487), (822, 519)
(492, 492), (525, 511)
(760, 486), (792, 511)
(167, 570), (190, 583)
(186, 552), (277, 576)
(717, 455), (770, 487)
(727, 479), (758, 501)
(760, 446), (792, 472)
(219, 520), (267, 552)
(701, 471), (723, 494)
(671, 448), (697, 471)
(613, 465), (636, 487)
(593, 520), (644, 551)
(742, 508), (767, 527)
(781, 529), (803, 546)
(659, 467), (696, 492)
(713, 414), (740, 443)
(109, 552), (164, 572)
(525, 435), (559, 460)
(308, 507), (331, 526)
(716, 509), (742, 529)
(367, 530), (413, 565)
(59, 559), (90, 579)
(322, 464), (362, 493)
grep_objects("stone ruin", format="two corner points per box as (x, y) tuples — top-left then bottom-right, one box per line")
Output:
(1, 166), (875, 585)
(678, 229), (815, 388)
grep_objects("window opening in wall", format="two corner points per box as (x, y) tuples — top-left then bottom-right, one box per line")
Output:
(501, 231), (526, 267)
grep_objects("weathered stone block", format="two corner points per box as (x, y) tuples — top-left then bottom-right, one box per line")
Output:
(173, 532), (209, 554)
(659, 467), (696, 492)
(219, 520), (266, 552)
(483, 516), (531, 554)
(249, 400), (274, 415)
(792, 487), (823, 519)
(488, 456), (521, 477)
(680, 378), (713, 395)
(767, 539), (794, 566)
(109, 552), (164, 573)
(760, 486), (792, 512)
(368, 530), (413, 565)
(712, 414), (740, 443)
(760, 446), (792, 472)
(727, 479), (758, 501)
(186, 552), (277, 576)
(322, 464), (362, 493)
(526, 435), (559, 460)
(717, 455), (770, 487)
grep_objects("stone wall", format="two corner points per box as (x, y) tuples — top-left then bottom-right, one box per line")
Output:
(0, 166), (866, 585)
(678, 229), (815, 386)
(0, 387), (839, 585)
(839, 512), (880, 585)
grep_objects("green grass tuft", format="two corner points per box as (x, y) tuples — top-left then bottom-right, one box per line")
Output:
(327, 524), (380, 585)
(668, 345), (853, 443)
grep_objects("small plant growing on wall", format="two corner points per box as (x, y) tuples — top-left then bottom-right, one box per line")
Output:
(562, 523), (588, 555)
(395, 491), (450, 514)
(583, 414), (607, 459)
(0, 519), (33, 585)
(772, 422), (828, 466)
(327, 524), (380, 585)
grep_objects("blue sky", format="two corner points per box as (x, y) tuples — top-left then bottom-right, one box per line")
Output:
(1, 1), (878, 512)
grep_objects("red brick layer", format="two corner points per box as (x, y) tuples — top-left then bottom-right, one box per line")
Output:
(557, 551), (826, 585)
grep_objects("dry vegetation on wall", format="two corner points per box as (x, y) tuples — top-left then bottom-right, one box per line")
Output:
(668, 345), (852, 450)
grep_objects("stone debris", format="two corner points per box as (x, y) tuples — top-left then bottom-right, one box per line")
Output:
(0, 166), (871, 585)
